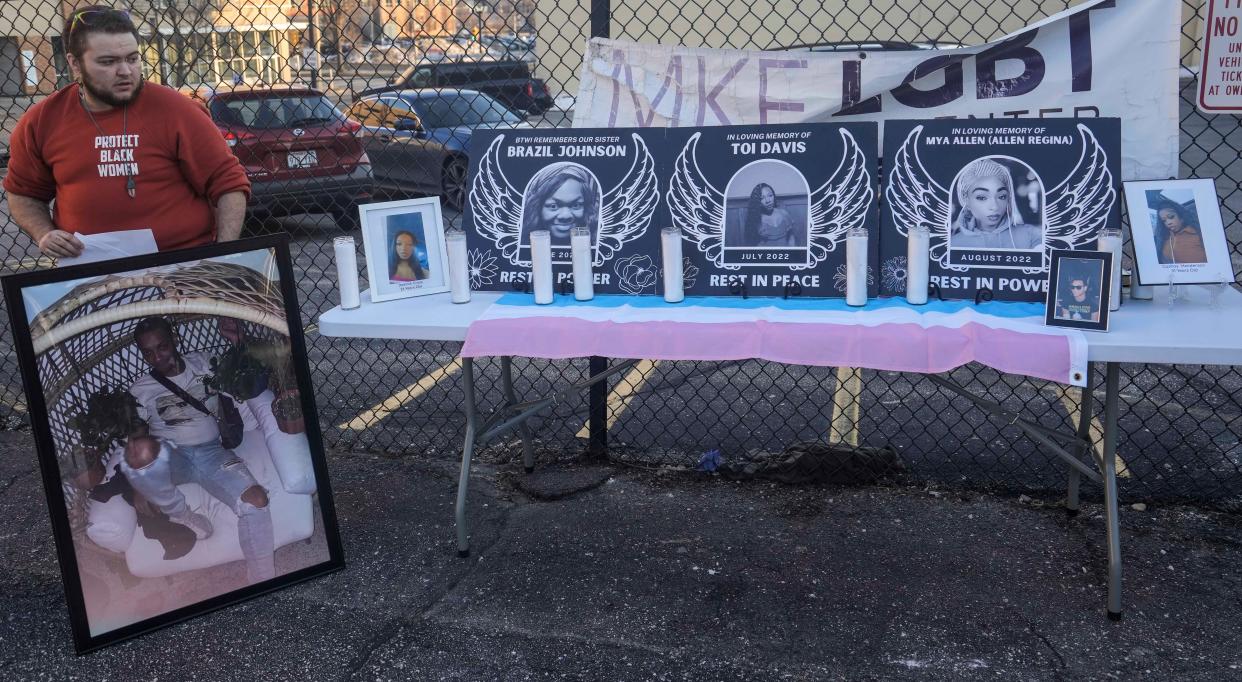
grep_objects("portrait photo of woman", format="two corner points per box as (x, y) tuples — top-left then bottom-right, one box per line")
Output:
(385, 212), (431, 284)
(743, 182), (797, 247)
(722, 160), (810, 250)
(948, 157), (1044, 251)
(1150, 197), (1207, 265)
(389, 229), (428, 282)
(520, 162), (602, 246)
(1124, 179), (1233, 288)
(359, 197), (450, 302)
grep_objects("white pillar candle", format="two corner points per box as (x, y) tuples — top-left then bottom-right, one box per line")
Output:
(333, 236), (361, 310)
(661, 226), (684, 303)
(1098, 228), (1123, 311)
(906, 225), (930, 305)
(446, 229), (471, 304)
(846, 226), (868, 307)
(570, 227), (594, 301)
(530, 229), (554, 304)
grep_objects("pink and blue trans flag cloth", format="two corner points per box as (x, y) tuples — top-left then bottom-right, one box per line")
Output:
(462, 294), (1090, 387)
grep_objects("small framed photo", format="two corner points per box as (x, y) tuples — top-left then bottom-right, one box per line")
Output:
(1123, 179), (1236, 286)
(359, 197), (451, 302)
(1045, 249), (1111, 331)
(1, 235), (343, 653)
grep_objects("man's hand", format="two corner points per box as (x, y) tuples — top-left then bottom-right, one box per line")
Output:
(131, 490), (156, 518)
(9, 194), (83, 257)
(37, 230), (85, 258)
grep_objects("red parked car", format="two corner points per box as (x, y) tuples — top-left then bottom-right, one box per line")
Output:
(183, 84), (375, 230)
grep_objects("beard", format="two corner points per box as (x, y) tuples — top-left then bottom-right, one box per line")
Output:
(81, 72), (143, 108)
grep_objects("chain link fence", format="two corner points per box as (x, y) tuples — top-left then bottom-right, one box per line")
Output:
(1, 0), (1240, 508)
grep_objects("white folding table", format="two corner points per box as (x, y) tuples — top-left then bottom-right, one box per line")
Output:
(320, 284), (1242, 619)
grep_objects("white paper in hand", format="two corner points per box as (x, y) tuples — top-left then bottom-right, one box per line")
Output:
(58, 229), (158, 266)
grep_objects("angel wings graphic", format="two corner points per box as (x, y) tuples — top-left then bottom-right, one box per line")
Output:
(666, 129), (873, 271)
(885, 123), (1114, 274)
(468, 134), (659, 266)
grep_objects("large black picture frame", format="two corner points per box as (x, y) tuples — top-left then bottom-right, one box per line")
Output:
(2, 234), (344, 653)
(463, 122), (879, 298)
(881, 118), (1121, 303)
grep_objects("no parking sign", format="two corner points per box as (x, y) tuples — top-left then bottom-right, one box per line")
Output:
(1198, 0), (1242, 112)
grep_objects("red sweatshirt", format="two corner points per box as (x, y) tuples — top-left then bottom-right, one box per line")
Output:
(4, 82), (251, 251)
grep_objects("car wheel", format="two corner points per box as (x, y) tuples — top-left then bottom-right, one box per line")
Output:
(442, 156), (468, 211)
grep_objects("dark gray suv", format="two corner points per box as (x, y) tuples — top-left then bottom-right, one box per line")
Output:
(361, 59), (554, 115)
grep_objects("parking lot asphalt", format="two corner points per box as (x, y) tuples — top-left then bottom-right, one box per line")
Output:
(1, 429), (1239, 680)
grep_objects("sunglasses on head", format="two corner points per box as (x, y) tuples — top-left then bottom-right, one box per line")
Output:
(69, 8), (132, 35)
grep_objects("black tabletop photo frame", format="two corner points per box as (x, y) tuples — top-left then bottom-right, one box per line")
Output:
(1045, 248), (1112, 332)
(2, 234), (344, 653)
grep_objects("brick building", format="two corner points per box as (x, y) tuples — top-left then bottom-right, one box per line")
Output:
(0, 1), (309, 94)
(376, 0), (456, 40)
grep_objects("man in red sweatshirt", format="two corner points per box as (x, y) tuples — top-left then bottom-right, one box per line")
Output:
(4, 5), (251, 257)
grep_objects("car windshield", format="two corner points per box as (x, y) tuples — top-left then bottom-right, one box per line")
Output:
(413, 93), (521, 128)
(210, 94), (344, 129)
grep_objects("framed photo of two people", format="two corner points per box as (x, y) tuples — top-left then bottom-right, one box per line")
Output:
(2, 234), (343, 653)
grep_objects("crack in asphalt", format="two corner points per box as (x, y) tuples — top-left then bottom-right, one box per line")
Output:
(0, 468), (34, 496)
(342, 614), (412, 681)
(418, 478), (517, 622)
(333, 452), (517, 681)
(353, 468), (701, 670)
(1028, 623), (1067, 669)
(350, 466), (686, 669)
(427, 617), (678, 660)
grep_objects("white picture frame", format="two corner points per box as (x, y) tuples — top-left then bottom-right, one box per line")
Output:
(359, 197), (451, 302)
(1124, 179), (1236, 286)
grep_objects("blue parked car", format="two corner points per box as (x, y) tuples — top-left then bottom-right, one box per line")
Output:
(346, 88), (530, 210)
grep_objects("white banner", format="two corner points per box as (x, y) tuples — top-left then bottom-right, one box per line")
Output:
(574, 0), (1180, 181)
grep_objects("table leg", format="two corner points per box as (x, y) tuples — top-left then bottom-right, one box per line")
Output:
(588, 356), (609, 459)
(1066, 361), (1095, 516)
(500, 356), (536, 473)
(1101, 361), (1123, 620)
(455, 357), (478, 558)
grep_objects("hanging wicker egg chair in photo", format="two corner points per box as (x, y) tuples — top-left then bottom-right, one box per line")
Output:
(28, 259), (299, 536)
